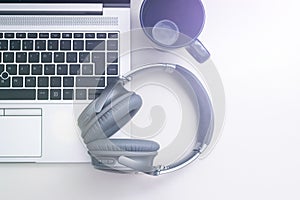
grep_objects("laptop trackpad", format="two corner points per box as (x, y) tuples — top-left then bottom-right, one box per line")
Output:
(0, 109), (42, 157)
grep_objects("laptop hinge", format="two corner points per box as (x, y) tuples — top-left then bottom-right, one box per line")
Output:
(0, 4), (103, 15)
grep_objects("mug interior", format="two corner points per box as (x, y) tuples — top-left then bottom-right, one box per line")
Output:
(140, 0), (205, 48)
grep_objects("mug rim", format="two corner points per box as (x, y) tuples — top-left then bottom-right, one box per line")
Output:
(139, 0), (206, 48)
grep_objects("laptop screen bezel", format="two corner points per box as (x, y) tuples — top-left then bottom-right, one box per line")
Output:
(0, 0), (130, 3)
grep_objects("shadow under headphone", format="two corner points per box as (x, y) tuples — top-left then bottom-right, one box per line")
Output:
(78, 63), (214, 176)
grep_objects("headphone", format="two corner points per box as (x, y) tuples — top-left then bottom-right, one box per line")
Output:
(78, 63), (214, 176)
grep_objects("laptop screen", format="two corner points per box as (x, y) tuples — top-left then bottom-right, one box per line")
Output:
(0, 0), (130, 3)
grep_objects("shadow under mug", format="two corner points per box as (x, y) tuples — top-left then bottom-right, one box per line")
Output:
(140, 0), (210, 63)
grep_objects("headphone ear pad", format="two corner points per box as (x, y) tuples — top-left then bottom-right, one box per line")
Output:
(99, 92), (143, 137)
(82, 92), (142, 144)
(87, 139), (160, 152)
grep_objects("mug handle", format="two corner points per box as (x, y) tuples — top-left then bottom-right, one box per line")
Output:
(185, 39), (210, 63)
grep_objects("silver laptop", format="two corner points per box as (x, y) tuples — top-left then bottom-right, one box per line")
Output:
(0, 0), (131, 162)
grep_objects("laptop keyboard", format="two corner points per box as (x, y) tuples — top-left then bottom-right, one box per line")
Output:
(0, 31), (120, 101)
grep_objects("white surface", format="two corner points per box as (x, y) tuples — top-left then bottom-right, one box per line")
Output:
(1, 0), (300, 199)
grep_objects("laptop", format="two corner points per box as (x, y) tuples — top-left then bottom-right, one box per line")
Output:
(0, 0), (131, 162)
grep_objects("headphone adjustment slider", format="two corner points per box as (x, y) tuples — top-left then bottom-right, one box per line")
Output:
(163, 64), (176, 74)
(199, 144), (208, 153)
(120, 75), (132, 84)
(152, 165), (168, 176)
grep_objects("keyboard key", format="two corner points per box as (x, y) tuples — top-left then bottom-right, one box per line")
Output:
(97, 33), (107, 38)
(57, 64), (68, 75)
(50, 77), (61, 87)
(38, 89), (48, 100)
(85, 33), (95, 38)
(60, 40), (71, 50)
(32, 64), (43, 75)
(35, 40), (46, 50)
(95, 63), (105, 75)
(1, 71), (9, 80)
(74, 33), (83, 38)
(6, 64), (17, 75)
(16, 33), (26, 38)
(76, 89), (87, 100)
(107, 77), (119, 85)
(107, 40), (118, 51)
(16, 52), (27, 63)
(0, 64), (4, 73)
(10, 40), (21, 50)
(28, 33), (38, 38)
(39, 33), (49, 38)
(63, 77), (74, 87)
(50, 89), (61, 100)
(67, 52), (77, 63)
(2, 71), (9, 79)
(5, 33), (14, 38)
(88, 89), (102, 100)
(51, 33), (61, 38)
(79, 52), (90, 63)
(69, 64), (80, 75)
(82, 64), (93, 75)
(38, 77), (49, 87)
(0, 33), (3, 38)
(92, 52), (105, 63)
(107, 52), (118, 63)
(62, 33), (72, 38)
(73, 40), (84, 50)
(0, 77), (10, 87)
(12, 77), (23, 87)
(107, 64), (118, 75)
(41, 52), (52, 63)
(19, 64), (30, 75)
(48, 40), (59, 50)
(86, 40), (105, 50)
(0, 89), (36, 100)
(22, 40), (34, 50)
(76, 77), (105, 87)
(44, 64), (55, 75)
(29, 52), (40, 63)
(3, 52), (14, 63)
(0, 40), (8, 50)
(63, 89), (74, 100)
(25, 77), (36, 87)
(93, 53), (105, 74)
(108, 33), (118, 38)
(54, 52), (65, 63)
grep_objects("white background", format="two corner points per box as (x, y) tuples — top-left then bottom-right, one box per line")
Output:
(1, 0), (300, 199)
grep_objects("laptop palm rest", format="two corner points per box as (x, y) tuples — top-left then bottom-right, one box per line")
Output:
(0, 108), (42, 157)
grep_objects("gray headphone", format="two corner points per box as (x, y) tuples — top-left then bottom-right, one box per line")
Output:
(78, 63), (214, 176)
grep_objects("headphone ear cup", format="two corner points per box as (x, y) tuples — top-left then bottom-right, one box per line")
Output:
(82, 92), (142, 144)
(99, 92), (143, 137)
(88, 139), (160, 173)
(77, 97), (98, 131)
(78, 78), (125, 131)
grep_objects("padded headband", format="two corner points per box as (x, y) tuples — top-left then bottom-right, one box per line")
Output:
(120, 64), (214, 175)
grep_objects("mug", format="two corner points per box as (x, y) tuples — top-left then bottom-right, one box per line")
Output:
(140, 0), (210, 63)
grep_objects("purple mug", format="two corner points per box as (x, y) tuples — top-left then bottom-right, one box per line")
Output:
(140, 0), (210, 63)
